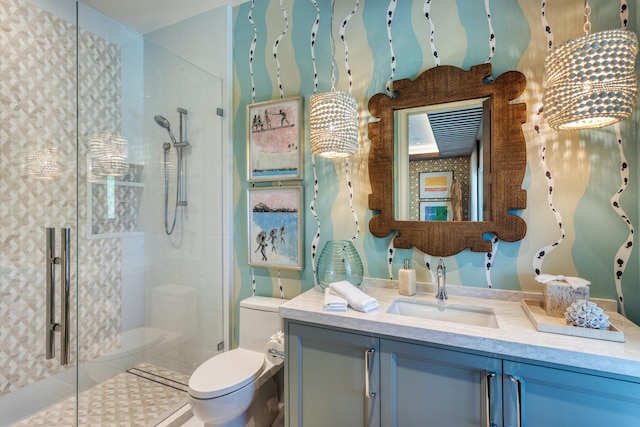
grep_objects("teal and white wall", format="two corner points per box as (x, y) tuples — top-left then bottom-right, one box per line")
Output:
(232, 0), (640, 326)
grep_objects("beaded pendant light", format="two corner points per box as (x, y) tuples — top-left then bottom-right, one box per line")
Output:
(309, 0), (359, 157)
(543, 2), (638, 131)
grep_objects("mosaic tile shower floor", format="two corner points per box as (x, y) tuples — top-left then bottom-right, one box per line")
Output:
(12, 363), (190, 427)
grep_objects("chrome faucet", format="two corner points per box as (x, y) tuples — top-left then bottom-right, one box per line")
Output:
(436, 258), (447, 300)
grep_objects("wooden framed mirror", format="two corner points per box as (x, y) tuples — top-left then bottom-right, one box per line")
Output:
(367, 63), (527, 256)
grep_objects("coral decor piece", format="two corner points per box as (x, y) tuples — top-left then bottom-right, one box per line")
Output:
(565, 300), (611, 330)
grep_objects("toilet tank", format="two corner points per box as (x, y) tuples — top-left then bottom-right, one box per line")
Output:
(238, 296), (286, 352)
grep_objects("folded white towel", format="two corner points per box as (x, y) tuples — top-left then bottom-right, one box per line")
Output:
(270, 331), (285, 343)
(535, 274), (591, 290)
(329, 281), (379, 313)
(324, 288), (348, 312)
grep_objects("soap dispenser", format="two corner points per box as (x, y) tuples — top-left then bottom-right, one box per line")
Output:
(399, 259), (416, 296)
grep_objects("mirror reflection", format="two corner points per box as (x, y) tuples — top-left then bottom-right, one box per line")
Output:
(394, 98), (490, 222)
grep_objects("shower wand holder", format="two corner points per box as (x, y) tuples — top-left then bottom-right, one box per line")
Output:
(163, 141), (190, 150)
(157, 107), (190, 235)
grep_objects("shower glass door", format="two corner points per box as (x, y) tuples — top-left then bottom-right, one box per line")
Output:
(2, 1), (226, 424)
(73, 6), (225, 427)
(0, 0), (80, 424)
(136, 37), (227, 382)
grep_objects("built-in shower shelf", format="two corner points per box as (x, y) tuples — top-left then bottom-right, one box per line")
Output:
(87, 180), (144, 239)
(91, 180), (144, 187)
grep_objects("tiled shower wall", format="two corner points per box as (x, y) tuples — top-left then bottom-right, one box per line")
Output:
(0, 0), (126, 395)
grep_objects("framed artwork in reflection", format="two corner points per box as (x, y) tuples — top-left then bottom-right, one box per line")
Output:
(420, 201), (452, 221)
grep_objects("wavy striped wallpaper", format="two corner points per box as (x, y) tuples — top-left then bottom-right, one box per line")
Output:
(232, 0), (640, 325)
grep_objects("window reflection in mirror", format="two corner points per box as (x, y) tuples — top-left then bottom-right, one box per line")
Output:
(394, 98), (490, 222)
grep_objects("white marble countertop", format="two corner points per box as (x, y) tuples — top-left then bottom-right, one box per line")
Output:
(280, 278), (640, 379)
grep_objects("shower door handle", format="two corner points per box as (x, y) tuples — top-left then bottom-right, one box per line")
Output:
(45, 227), (70, 365)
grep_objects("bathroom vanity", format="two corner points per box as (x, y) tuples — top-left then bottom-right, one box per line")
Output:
(281, 280), (640, 427)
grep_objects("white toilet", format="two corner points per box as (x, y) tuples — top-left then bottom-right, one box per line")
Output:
(188, 296), (286, 427)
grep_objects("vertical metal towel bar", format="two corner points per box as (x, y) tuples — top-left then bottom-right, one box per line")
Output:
(46, 227), (70, 365)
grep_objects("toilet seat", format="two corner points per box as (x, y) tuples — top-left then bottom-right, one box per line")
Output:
(188, 349), (265, 399)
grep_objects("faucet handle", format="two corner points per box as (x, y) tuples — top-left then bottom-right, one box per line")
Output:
(436, 258), (447, 300)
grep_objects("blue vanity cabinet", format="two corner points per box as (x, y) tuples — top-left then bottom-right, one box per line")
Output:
(285, 321), (380, 427)
(380, 339), (503, 427)
(285, 321), (500, 427)
(503, 361), (640, 427)
(285, 320), (640, 427)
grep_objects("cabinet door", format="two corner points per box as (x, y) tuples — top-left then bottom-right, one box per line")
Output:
(504, 361), (640, 427)
(380, 339), (502, 427)
(286, 322), (380, 427)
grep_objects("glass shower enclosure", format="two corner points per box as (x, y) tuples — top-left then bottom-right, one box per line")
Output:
(0, 0), (226, 424)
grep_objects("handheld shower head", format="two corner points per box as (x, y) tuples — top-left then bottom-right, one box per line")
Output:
(154, 115), (177, 145)
(154, 115), (170, 129)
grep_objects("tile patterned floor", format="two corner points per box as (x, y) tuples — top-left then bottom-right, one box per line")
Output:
(13, 363), (189, 427)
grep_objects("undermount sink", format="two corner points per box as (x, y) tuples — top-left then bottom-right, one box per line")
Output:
(387, 299), (499, 328)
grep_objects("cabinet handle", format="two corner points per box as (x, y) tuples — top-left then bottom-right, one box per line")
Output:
(364, 348), (376, 398)
(509, 375), (523, 427)
(45, 227), (70, 365)
(484, 371), (497, 427)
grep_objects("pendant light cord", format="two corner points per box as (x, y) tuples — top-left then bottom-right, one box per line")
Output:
(330, 0), (336, 91)
(583, 1), (591, 35)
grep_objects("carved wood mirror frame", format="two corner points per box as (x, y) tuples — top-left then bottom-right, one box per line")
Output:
(367, 63), (527, 256)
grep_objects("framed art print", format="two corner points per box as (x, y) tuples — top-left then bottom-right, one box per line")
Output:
(419, 170), (453, 199)
(247, 186), (303, 270)
(420, 201), (452, 221)
(247, 96), (303, 182)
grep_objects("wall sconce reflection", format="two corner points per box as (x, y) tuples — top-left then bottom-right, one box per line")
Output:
(89, 133), (129, 178)
(27, 145), (61, 179)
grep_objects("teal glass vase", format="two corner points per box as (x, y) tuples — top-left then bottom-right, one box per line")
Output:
(316, 240), (363, 289)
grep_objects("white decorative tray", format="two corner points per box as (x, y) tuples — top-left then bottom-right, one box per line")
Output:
(521, 299), (624, 343)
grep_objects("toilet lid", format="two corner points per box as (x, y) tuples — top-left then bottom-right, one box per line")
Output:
(188, 349), (265, 399)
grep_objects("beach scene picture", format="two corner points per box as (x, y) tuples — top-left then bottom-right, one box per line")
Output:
(248, 186), (303, 270)
(247, 96), (302, 181)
